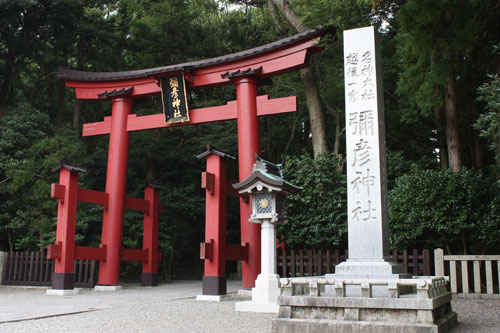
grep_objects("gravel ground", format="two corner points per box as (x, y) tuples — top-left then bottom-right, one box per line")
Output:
(0, 297), (274, 333)
(0, 288), (499, 332)
(0, 287), (274, 333)
(451, 298), (500, 333)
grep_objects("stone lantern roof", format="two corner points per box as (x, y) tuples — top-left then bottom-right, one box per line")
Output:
(232, 154), (301, 195)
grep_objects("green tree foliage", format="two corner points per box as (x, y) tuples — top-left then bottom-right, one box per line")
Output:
(0, 104), (85, 251)
(9, 132), (85, 250)
(278, 153), (347, 249)
(0, 104), (50, 251)
(389, 166), (500, 254)
(474, 45), (500, 172)
(395, 0), (500, 171)
(476, 74), (500, 150)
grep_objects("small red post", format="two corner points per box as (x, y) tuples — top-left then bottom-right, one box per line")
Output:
(235, 76), (261, 289)
(51, 167), (79, 289)
(141, 185), (160, 286)
(98, 97), (132, 286)
(200, 151), (228, 295)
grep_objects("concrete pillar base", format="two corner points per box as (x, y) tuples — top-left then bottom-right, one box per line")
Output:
(202, 275), (226, 295)
(196, 294), (232, 302)
(52, 273), (75, 290)
(46, 288), (80, 296)
(141, 273), (159, 287)
(94, 285), (122, 292)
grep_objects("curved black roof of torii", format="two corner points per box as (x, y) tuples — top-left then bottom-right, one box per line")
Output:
(57, 25), (333, 82)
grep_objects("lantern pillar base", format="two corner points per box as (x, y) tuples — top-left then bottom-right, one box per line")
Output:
(235, 219), (280, 313)
(253, 273), (281, 302)
(235, 273), (280, 313)
(235, 299), (280, 313)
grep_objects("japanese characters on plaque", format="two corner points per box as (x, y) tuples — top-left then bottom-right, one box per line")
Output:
(344, 26), (388, 232)
(160, 74), (190, 124)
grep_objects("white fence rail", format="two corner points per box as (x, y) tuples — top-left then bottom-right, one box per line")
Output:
(434, 248), (500, 298)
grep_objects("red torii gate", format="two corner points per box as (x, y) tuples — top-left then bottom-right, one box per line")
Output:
(52, 26), (329, 289)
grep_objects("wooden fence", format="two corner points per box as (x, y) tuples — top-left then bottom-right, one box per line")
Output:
(1, 251), (98, 288)
(434, 248), (500, 299)
(277, 248), (432, 278)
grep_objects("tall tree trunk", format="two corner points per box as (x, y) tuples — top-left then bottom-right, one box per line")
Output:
(56, 80), (66, 127)
(325, 101), (346, 171)
(72, 40), (85, 130)
(496, 138), (500, 179)
(146, 165), (156, 183)
(282, 112), (299, 165)
(334, 112), (346, 172)
(267, 0), (287, 37)
(72, 100), (81, 129)
(431, 55), (448, 169)
(333, 112), (342, 158)
(270, 0), (307, 32)
(146, 128), (162, 182)
(39, 231), (44, 253)
(444, 70), (462, 172)
(56, 53), (69, 127)
(0, 51), (15, 109)
(325, 101), (345, 159)
(266, 116), (273, 161)
(496, 55), (500, 178)
(269, 0), (328, 157)
(434, 106), (449, 170)
(472, 136), (484, 169)
(300, 67), (328, 157)
(7, 230), (14, 253)
(470, 106), (484, 169)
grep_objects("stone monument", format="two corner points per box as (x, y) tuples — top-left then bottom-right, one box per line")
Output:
(272, 26), (457, 332)
(332, 24), (406, 282)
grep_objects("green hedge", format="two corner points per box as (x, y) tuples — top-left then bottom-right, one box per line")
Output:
(389, 167), (500, 254)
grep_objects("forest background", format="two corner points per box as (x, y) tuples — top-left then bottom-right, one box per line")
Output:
(0, 0), (499, 280)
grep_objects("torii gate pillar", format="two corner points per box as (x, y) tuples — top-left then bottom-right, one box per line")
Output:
(235, 76), (261, 288)
(99, 97), (132, 286)
(199, 149), (229, 296)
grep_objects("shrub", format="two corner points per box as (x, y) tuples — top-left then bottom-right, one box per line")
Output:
(278, 152), (347, 249)
(389, 166), (500, 254)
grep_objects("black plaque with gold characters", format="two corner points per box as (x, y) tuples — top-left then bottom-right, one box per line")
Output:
(160, 74), (190, 124)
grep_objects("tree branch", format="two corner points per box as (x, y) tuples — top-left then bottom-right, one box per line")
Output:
(270, 0), (307, 33)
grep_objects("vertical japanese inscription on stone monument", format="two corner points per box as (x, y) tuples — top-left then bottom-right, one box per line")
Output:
(344, 26), (389, 260)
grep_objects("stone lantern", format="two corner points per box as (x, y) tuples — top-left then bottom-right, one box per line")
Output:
(233, 154), (301, 313)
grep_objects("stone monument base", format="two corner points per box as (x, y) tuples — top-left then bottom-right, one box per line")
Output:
(272, 276), (457, 333)
(329, 259), (411, 279)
